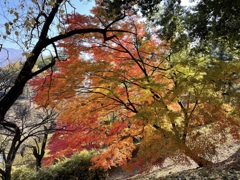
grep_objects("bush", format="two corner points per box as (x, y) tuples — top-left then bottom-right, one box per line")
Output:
(36, 150), (108, 180)
(12, 166), (37, 180)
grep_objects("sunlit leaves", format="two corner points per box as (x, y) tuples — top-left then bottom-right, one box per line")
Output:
(30, 2), (240, 171)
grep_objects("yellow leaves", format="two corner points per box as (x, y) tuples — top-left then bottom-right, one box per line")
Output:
(24, 19), (34, 31)
(22, 52), (34, 58)
(8, 9), (14, 14)
(31, 0), (38, 3)
(59, 9), (65, 13)
(30, 18), (36, 24)
(171, 52), (208, 83)
(60, 30), (65, 35)
(4, 23), (11, 35)
(138, 88), (152, 102)
(13, 12), (18, 18)
(56, 24), (61, 30)
(47, 0), (55, 6)
(160, 115), (174, 131)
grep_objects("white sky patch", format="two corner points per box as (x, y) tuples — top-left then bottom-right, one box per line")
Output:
(181, 0), (198, 6)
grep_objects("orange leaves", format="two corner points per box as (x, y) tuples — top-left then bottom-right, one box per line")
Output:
(91, 137), (136, 170)
(129, 120), (144, 137)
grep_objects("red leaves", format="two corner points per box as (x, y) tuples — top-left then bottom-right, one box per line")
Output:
(66, 14), (97, 30)
(43, 118), (106, 165)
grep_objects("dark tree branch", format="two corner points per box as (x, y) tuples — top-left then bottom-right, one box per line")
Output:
(0, 1), (128, 122)
(30, 59), (56, 78)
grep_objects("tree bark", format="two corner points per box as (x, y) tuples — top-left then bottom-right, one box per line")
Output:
(180, 143), (214, 167)
(153, 125), (213, 167)
(33, 129), (48, 171)
(2, 125), (21, 180)
(4, 163), (12, 180)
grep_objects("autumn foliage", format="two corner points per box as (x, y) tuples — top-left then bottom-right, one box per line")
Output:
(30, 5), (240, 171)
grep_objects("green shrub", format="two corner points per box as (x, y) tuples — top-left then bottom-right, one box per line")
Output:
(35, 167), (58, 180)
(36, 150), (108, 180)
(12, 166), (37, 180)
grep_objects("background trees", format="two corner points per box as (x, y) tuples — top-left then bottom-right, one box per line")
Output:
(0, 77), (57, 179)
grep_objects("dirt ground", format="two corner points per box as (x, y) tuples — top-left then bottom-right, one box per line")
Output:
(109, 141), (240, 180)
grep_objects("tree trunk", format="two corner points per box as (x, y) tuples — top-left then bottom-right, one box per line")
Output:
(0, 169), (6, 180)
(3, 125), (21, 180)
(181, 144), (214, 167)
(4, 163), (12, 180)
(184, 148), (213, 167)
(33, 126), (49, 171)
(153, 125), (213, 167)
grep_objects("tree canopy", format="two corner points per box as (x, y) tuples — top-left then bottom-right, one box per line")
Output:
(32, 0), (240, 172)
(0, 0), (240, 179)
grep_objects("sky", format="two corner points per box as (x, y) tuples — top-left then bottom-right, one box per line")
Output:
(181, 0), (197, 6)
(0, 0), (95, 50)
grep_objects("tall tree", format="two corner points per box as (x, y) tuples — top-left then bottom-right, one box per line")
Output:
(32, 11), (240, 171)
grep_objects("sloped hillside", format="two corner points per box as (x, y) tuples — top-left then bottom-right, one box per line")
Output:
(162, 148), (240, 180)
(120, 140), (240, 180)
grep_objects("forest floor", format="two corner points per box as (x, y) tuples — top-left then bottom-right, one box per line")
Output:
(109, 140), (240, 179)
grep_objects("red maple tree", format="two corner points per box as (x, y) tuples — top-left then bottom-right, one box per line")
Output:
(31, 5), (240, 171)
